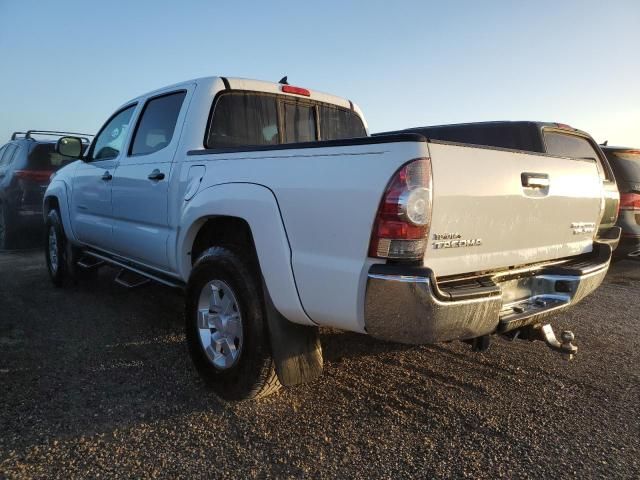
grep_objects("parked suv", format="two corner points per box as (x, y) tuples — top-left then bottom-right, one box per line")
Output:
(377, 121), (620, 248)
(0, 131), (92, 249)
(602, 146), (640, 259)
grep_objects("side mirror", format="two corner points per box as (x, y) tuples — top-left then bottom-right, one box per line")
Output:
(56, 136), (84, 159)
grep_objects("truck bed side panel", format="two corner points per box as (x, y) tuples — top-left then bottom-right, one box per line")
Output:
(182, 140), (428, 332)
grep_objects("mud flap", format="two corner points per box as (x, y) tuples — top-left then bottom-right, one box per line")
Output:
(262, 281), (323, 386)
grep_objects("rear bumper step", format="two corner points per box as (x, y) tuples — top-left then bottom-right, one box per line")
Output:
(364, 241), (613, 344)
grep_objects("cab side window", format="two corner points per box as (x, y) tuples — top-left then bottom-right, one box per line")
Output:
(130, 91), (187, 156)
(90, 105), (136, 161)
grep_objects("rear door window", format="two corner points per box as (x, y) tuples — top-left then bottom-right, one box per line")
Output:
(283, 103), (317, 143)
(543, 131), (612, 180)
(0, 145), (18, 167)
(130, 91), (187, 156)
(319, 106), (366, 140)
(28, 143), (77, 170)
(605, 150), (640, 183)
(207, 93), (279, 148)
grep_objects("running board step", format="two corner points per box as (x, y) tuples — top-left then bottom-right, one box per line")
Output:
(84, 251), (185, 289)
(114, 269), (151, 289)
(77, 256), (105, 270)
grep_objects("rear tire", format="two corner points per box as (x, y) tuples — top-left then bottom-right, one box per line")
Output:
(185, 247), (281, 401)
(0, 203), (15, 250)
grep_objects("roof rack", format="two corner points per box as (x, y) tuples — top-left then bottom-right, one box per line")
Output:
(11, 130), (94, 143)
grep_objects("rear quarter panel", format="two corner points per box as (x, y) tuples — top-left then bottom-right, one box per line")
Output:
(180, 140), (428, 333)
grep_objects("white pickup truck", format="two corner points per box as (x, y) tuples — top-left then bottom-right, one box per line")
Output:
(44, 76), (619, 400)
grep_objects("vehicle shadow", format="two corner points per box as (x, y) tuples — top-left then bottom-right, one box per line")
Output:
(320, 329), (416, 362)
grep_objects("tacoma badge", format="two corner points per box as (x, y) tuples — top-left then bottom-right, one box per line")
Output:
(432, 233), (482, 249)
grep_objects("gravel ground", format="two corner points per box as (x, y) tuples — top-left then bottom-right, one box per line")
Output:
(0, 249), (638, 479)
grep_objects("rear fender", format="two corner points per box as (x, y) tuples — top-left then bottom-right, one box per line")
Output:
(177, 182), (314, 326)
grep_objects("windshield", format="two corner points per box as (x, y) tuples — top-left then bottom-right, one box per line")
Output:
(27, 143), (83, 170)
(604, 150), (640, 183)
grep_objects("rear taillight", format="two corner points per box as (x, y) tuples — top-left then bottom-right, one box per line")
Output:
(369, 158), (432, 260)
(620, 192), (640, 211)
(15, 170), (54, 183)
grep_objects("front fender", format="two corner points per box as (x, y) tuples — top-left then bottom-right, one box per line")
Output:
(43, 179), (77, 244)
(176, 182), (314, 326)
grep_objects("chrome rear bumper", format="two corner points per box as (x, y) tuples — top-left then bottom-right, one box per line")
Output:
(364, 241), (614, 344)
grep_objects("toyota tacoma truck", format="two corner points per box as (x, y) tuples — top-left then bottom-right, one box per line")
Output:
(44, 76), (619, 400)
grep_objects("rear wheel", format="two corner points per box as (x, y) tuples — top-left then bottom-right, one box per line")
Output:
(0, 203), (15, 250)
(185, 247), (280, 400)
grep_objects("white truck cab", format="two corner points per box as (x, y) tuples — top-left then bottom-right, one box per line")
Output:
(44, 76), (618, 400)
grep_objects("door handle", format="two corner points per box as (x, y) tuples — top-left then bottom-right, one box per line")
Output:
(521, 172), (549, 188)
(148, 169), (165, 181)
(101, 171), (113, 181)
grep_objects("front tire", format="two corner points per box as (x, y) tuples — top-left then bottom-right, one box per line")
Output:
(185, 247), (281, 400)
(44, 209), (75, 287)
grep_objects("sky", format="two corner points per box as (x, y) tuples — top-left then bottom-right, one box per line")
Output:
(1, 0), (639, 146)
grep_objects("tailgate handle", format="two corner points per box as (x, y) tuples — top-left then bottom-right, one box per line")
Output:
(522, 172), (550, 188)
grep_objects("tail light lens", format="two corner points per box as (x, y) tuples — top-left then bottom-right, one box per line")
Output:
(620, 192), (640, 211)
(15, 170), (54, 183)
(369, 158), (432, 260)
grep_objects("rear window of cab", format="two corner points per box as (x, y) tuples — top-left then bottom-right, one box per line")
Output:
(206, 91), (366, 149)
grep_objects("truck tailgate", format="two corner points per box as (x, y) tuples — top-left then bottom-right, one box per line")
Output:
(425, 142), (603, 277)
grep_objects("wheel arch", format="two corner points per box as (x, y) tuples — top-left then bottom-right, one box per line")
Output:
(43, 180), (76, 243)
(190, 216), (257, 268)
(177, 182), (314, 326)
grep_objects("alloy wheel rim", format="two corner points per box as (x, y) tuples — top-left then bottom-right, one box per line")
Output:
(197, 279), (243, 370)
(48, 227), (59, 273)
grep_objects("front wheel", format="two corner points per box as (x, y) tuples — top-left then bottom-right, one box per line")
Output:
(45, 209), (75, 287)
(185, 247), (281, 400)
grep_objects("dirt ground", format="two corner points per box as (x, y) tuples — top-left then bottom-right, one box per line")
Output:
(1, 249), (638, 479)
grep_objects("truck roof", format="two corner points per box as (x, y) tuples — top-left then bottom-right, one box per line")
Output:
(122, 76), (365, 127)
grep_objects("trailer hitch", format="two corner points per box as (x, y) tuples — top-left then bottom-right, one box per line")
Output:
(535, 324), (577, 360)
(505, 323), (578, 360)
